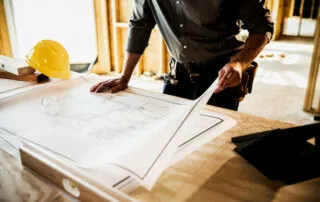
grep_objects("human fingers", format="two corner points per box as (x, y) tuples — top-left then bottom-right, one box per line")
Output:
(216, 67), (232, 89)
(215, 68), (242, 93)
(222, 66), (242, 87)
(90, 82), (102, 92)
(214, 74), (231, 93)
(90, 79), (113, 92)
(94, 80), (116, 93)
(226, 70), (241, 87)
(218, 68), (226, 83)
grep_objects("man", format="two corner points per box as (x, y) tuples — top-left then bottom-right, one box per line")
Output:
(90, 0), (274, 111)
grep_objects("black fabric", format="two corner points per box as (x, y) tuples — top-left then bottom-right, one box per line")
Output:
(232, 123), (320, 184)
(162, 52), (240, 111)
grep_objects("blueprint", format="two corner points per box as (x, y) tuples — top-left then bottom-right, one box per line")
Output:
(0, 75), (236, 189)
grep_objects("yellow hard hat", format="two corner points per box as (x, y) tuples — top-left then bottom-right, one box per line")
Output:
(26, 40), (71, 79)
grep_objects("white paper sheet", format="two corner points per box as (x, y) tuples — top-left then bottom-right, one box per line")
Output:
(0, 75), (236, 190)
(0, 78), (33, 93)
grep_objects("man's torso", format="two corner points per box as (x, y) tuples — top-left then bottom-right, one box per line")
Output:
(147, 0), (244, 62)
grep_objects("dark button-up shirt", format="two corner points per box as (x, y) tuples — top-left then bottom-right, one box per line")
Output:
(126, 0), (274, 63)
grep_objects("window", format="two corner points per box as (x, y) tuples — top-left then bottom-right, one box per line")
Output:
(4, 0), (97, 64)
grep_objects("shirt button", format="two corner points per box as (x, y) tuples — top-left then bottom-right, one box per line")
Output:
(179, 24), (184, 28)
(183, 45), (187, 49)
(176, 1), (180, 4)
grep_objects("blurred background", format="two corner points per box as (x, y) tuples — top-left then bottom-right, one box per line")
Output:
(0, 0), (319, 124)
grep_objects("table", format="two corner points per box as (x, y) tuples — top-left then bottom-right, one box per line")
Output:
(1, 104), (320, 202)
(1, 73), (320, 201)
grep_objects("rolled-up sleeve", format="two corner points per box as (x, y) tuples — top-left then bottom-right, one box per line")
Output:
(126, 0), (156, 54)
(237, 0), (274, 41)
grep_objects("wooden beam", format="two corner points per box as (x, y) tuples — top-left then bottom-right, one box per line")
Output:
(115, 22), (129, 28)
(297, 0), (306, 35)
(137, 57), (143, 76)
(111, 0), (121, 73)
(265, 0), (274, 11)
(289, 0), (295, 17)
(273, 0), (286, 40)
(310, 0), (316, 19)
(304, 10), (320, 112)
(108, 1), (166, 76)
(0, 0), (12, 57)
(159, 39), (167, 75)
(90, 0), (111, 74)
(299, 0), (306, 18)
(0, 70), (48, 83)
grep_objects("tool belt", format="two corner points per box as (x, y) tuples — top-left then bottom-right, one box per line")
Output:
(166, 58), (258, 102)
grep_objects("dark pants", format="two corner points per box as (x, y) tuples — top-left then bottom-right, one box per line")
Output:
(163, 53), (240, 111)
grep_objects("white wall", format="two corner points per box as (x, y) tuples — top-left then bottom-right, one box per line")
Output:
(5, 0), (97, 63)
(283, 17), (316, 37)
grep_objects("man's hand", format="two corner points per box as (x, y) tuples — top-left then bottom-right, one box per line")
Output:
(89, 53), (141, 93)
(214, 34), (269, 93)
(214, 62), (243, 93)
(90, 76), (129, 93)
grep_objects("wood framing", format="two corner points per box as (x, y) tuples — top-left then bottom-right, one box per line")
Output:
(0, 0), (12, 57)
(310, 0), (316, 19)
(265, 0), (274, 11)
(298, 0), (306, 33)
(267, 0), (297, 39)
(159, 39), (167, 75)
(106, 0), (170, 76)
(272, 0), (286, 39)
(90, 0), (111, 74)
(304, 10), (320, 113)
(288, 0), (295, 17)
(111, 0), (121, 73)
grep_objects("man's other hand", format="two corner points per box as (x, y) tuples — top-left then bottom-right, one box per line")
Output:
(214, 62), (243, 93)
(90, 76), (128, 93)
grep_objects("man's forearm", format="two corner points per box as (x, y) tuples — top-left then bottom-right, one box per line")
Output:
(230, 34), (269, 70)
(121, 52), (142, 82)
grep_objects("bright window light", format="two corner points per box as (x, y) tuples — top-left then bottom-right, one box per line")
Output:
(5, 0), (97, 63)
